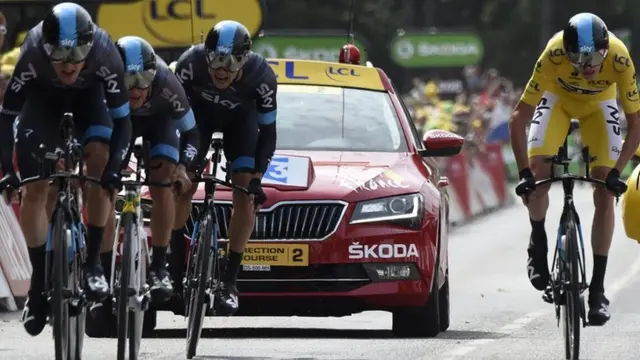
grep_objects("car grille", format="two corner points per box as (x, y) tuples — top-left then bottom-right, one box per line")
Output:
(237, 264), (372, 293)
(185, 201), (347, 241)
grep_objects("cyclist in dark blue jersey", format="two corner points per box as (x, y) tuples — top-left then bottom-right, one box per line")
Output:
(0, 3), (132, 336)
(171, 20), (277, 315)
(86, 36), (199, 335)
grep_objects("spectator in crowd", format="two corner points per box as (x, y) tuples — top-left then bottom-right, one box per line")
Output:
(0, 73), (7, 105)
(0, 12), (6, 53)
(405, 66), (517, 147)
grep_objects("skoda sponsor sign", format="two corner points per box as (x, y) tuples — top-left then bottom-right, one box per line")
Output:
(391, 33), (484, 68)
(253, 35), (368, 62)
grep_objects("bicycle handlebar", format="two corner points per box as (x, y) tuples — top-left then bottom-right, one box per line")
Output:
(534, 174), (607, 189)
(118, 178), (175, 188)
(0, 172), (102, 189)
(189, 174), (249, 195)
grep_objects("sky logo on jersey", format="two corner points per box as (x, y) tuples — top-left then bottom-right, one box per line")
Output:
(56, 4), (78, 47)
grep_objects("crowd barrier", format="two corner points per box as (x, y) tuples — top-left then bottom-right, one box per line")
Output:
(0, 145), (513, 310)
(444, 143), (513, 225)
(0, 198), (31, 311)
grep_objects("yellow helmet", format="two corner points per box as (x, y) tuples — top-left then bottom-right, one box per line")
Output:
(169, 61), (177, 73)
(622, 163), (640, 242)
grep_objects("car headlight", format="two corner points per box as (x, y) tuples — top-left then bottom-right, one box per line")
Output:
(349, 193), (423, 227)
(115, 196), (152, 224)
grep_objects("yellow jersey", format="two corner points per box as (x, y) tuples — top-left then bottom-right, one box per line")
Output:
(521, 31), (640, 115)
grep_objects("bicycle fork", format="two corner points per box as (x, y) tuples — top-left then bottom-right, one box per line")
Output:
(545, 210), (589, 327)
(45, 206), (86, 319)
(112, 190), (151, 313)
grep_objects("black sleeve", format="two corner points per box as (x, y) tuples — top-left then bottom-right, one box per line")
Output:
(162, 70), (200, 166)
(253, 67), (278, 174)
(98, 42), (132, 175)
(0, 44), (38, 174)
(174, 48), (197, 100)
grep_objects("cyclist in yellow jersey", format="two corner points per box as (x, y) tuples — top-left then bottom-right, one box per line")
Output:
(509, 13), (640, 326)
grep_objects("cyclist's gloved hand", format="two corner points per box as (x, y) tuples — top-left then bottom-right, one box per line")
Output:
(247, 178), (267, 207)
(515, 168), (536, 196)
(604, 168), (627, 195)
(100, 171), (121, 196)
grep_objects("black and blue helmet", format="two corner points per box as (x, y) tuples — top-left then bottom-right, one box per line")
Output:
(115, 36), (157, 89)
(563, 13), (609, 66)
(204, 20), (252, 72)
(42, 2), (95, 63)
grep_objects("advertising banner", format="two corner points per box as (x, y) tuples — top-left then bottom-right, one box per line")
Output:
(390, 32), (484, 68)
(253, 34), (368, 63)
(97, 0), (265, 48)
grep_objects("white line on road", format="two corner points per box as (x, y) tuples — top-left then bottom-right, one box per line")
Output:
(438, 254), (640, 360)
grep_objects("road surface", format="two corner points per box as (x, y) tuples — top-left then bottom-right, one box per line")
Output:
(2, 185), (640, 359)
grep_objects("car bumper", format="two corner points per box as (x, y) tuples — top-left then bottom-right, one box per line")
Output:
(234, 278), (430, 317)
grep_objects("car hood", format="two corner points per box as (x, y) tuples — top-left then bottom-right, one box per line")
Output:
(196, 150), (427, 204)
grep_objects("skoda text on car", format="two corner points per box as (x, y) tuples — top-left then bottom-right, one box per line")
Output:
(121, 59), (464, 337)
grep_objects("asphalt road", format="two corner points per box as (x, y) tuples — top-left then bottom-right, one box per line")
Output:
(2, 184), (640, 360)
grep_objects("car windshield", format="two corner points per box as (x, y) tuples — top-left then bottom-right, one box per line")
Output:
(276, 85), (408, 152)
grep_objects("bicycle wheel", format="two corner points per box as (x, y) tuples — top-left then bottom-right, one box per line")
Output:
(117, 213), (134, 360)
(563, 216), (581, 360)
(128, 225), (147, 360)
(52, 210), (70, 360)
(186, 214), (213, 359)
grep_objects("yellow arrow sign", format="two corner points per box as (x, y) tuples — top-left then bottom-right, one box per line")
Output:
(97, 0), (264, 49)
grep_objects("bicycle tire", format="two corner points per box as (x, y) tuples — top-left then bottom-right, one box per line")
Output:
(117, 213), (134, 360)
(128, 226), (146, 360)
(563, 216), (581, 360)
(52, 210), (70, 360)
(186, 213), (213, 359)
(72, 225), (86, 360)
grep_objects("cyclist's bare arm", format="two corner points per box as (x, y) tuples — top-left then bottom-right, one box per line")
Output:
(509, 100), (535, 171)
(614, 51), (640, 172)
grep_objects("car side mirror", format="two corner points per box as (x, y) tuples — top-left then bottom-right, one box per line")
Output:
(419, 130), (465, 157)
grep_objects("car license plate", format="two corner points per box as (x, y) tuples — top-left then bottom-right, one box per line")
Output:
(237, 243), (309, 266)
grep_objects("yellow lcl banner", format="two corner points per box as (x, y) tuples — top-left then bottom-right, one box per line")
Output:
(97, 0), (264, 48)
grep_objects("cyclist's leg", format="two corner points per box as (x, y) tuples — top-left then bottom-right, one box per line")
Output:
(73, 86), (113, 298)
(217, 111), (259, 314)
(145, 115), (181, 302)
(15, 90), (61, 336)
(526, 91), (572, 291)
(579, 98), (622, 325)
(169, 104), (215, 293)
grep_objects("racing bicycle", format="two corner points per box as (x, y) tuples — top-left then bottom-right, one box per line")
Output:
(111, 140), (174, 360)
(523, 125), (622, 360)
(1, 113), (101, 360)
(184, 132), (249, 359)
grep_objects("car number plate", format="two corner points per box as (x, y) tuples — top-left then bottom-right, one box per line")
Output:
(236, 243), (309, 266)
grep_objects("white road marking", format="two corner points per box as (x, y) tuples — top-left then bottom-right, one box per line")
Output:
(439, 254), (640, 359)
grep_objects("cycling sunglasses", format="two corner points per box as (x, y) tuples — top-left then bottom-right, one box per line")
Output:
(567, 49), (608, 68)
(44, 43), (92, 64)
(206, 51), (248, 72)
(125, 69), (156, 90)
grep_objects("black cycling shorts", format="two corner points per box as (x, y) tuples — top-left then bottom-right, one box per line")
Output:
(189, 102), (258, 174)
(121, 114), (181, 169)
(15, 85), (113, 179)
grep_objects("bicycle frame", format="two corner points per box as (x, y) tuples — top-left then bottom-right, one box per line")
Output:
(547, 140), (589, 303)
(188, 135), (224, 303)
